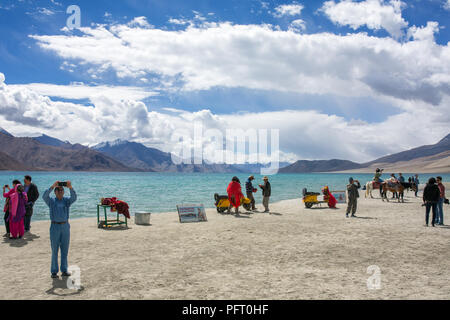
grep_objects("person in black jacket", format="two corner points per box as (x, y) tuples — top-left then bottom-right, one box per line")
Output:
(259, 176), (271, 213)
(23, 175), (39, 232)
(423, 177), (440, 227)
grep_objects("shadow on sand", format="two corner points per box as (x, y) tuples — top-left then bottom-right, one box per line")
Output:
(2, 232), (41, 247)
(351, 216), (377, 220)
(46, 277), (85, 297)
(268, 212), (283, 216)
(98, 225), (130, 231)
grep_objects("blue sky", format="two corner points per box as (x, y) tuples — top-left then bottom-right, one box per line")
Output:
(0, 0), (449, 163)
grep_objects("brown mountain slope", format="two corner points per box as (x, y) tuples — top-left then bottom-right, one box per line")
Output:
(0, 151), (31, 171)
(333, 151), (450, 173)
(0, 133), (136, 172)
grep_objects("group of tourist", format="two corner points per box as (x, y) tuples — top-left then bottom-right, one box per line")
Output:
(374, 169), (446, 226)
(3, 175), (39, 239)
(3, 177), (77, 278)
(1, 172), (446, 279)
(226, 175), (271, 215)
(374, 169), (420, 198)
(423, 176), (446, 227)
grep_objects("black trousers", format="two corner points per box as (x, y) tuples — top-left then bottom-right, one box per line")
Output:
(24, 205), (33, 231)
(425, 202), (437, 226)
(3, 211), (10, 234)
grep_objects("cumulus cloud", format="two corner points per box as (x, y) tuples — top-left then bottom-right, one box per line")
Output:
(407, 21), (439, 42)
(128, 16), (152, 28)
(273, 3), (304, 17)
(321, 0), (408, 39)
(289, 19), (306, 32)
(31, 19), (450, 106)
(0, 72), (448, 163)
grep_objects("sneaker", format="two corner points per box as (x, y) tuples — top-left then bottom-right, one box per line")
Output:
(346, 214), (349, 218)
(61, 272), (71, 277)
(51, 273), (58, 279)
(351, 214), (357, 218)
(3, 233), (9, 238)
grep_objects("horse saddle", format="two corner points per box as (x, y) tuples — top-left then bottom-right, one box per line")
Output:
(387, 182), (398, 188)
(372, 181), (381, 189)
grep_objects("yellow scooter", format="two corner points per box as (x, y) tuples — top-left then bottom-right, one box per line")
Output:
(214, 194), (252, 213)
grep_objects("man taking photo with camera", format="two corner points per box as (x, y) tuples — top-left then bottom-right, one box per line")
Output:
(43, 181), (77, 279)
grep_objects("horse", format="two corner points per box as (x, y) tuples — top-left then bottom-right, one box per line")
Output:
(400, 182), (417, 198)
(381, 182), (406, 202)
(365, 181), (382, 198)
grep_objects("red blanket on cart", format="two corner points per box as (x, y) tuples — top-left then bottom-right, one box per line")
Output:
(101, 197), (130, 219)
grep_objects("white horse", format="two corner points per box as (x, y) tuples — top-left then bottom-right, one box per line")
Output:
(365, 181), (381, 198)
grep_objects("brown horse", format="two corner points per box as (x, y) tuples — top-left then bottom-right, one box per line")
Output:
(381, 182), (405, 203)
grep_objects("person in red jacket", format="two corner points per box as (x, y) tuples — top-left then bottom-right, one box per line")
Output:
(227, 177), (244, 215)
(322, 186), (337, 209)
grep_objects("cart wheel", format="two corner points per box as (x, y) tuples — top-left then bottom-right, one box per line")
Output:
(216, 207), (221, 213)
(243, 203), (251, 211)
(305, 202), (314, 209)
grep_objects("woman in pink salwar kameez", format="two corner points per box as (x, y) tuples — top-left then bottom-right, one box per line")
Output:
(3, 184), (28, 239)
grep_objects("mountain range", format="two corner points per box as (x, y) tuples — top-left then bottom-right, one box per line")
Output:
(280, 134), (450, 173)
(0, 127), (449, 173)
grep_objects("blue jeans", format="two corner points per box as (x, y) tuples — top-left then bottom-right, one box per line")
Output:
(436, 198), (444, 225)
(50, 223), (70, 274)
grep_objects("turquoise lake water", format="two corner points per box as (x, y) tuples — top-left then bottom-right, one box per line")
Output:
(1, 171), (449, 223)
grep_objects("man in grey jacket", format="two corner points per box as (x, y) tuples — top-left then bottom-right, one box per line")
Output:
(259, 176), (271, 213)
(346, 177), (361, 218)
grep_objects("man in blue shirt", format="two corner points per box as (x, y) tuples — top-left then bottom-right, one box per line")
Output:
(43, 181), (77, 278)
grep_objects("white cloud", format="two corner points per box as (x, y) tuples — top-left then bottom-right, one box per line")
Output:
(273, 3), (304, 17)
(407, 21), (439, 42)
(31, 19), (450, 105)
(289, 19), (306, 32)
(0, 72), (449, 163)
(9, 83), (158, 102)
(128, 16), (152, 28)
(444, 0), (450, 10)
(38, 8), (55, 16)
(321, 0), (408, 39)
(168, 18), (189, 25)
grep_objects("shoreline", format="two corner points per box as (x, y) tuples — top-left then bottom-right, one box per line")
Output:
(1, 192), (449, 300)
(1, 181), (448, 225)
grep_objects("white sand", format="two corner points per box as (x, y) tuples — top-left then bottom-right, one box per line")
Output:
(1, 188), (449, 300)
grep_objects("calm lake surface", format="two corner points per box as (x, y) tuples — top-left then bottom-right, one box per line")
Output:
(1, 171), (448, 223)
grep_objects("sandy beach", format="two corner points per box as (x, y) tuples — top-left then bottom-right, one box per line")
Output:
(1, 186), (449, 300)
